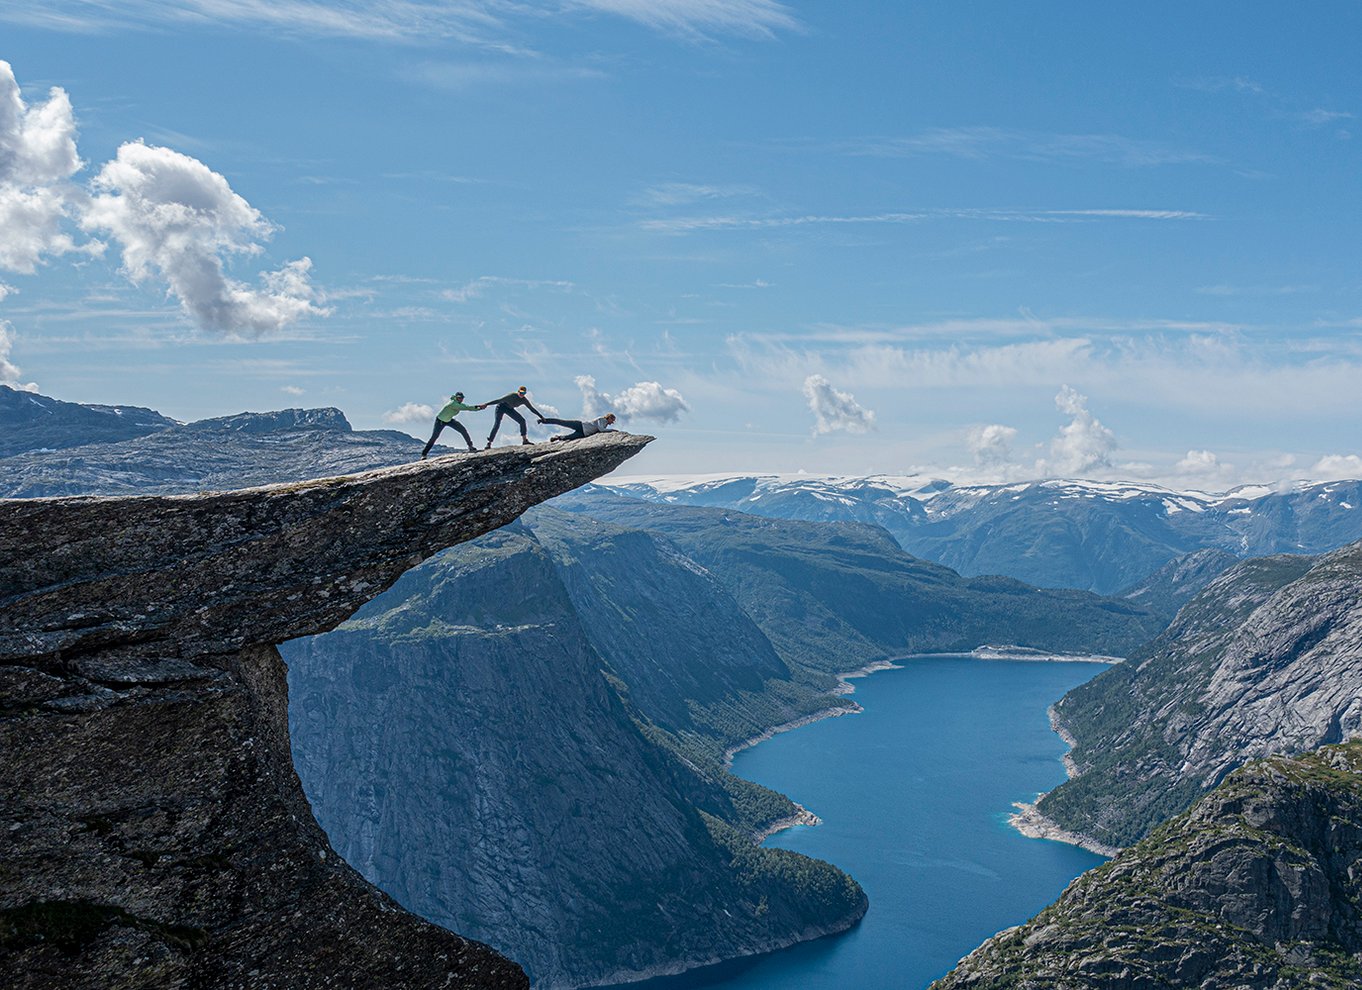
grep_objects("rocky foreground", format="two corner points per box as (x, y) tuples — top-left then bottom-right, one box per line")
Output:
(933, 742), (1362, 990)
(0, 435), (649, 989)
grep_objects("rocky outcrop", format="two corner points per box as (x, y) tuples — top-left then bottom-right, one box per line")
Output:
(932, 742), (1362, 990)
(1037, 545), (1362, 848)
(0, 434), (650, 989)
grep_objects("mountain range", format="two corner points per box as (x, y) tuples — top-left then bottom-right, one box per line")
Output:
(604, 472), (1362, 595)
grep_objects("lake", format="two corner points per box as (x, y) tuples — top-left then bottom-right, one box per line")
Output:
(631, 655), (1110, 990)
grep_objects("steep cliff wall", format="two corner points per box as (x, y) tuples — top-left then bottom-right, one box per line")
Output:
(933, 743), (1362, 990)
(1038, 544), (1362, 848)
(0, 434), (649, 989)
(285, 524), (867, 989)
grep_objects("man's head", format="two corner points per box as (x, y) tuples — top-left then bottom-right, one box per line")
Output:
(453, 392), (464, 401)
(518, 385), (528, 395)
(604, 412), (616, 424)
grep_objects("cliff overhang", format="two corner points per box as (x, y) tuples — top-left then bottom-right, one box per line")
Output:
(0, 433), (651, 989)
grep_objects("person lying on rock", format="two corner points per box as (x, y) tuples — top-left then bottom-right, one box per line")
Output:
(420, 391), (484, 459)
(481, 385), (544, 448)
(539, 413), (617, 442)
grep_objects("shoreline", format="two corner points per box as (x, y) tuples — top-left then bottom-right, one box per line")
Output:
(723, 658), (902, 768)
(1007, 703), (1122, 857)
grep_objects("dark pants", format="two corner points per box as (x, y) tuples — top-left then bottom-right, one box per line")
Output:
(422, 417), (473, 457)
(487, 404), (527, 443)
(540, 417), (588, 440)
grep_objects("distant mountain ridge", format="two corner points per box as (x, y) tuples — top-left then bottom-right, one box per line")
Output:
(0, 383), (179, 458)
(601, 473), (1362, 594)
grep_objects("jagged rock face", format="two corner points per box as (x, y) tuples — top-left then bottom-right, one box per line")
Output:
(1039, 545), (1362, 848)
(932, 743), (1362, 990)
(0, 434), (650, 989)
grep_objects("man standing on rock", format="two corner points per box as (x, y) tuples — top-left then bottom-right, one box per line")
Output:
(481, 386), (545, 448)
(420, 392), (483, 459)
(539, 413), (616, 442)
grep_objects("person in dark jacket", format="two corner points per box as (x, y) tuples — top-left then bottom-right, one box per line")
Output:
(420, 392), (483, 459)
(539, 413), (616, 441)
(481, 386), (544, 447)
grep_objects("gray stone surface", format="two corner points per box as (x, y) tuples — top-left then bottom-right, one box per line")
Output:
(0, 434), (650, 989)
(932, 743), (1362, 990)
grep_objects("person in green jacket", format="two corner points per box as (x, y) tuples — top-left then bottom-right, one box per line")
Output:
(420, 392), (484, 459)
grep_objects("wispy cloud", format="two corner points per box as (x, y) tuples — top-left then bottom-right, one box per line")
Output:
(814, 127), (1219, 167)
(441, 275), (576, 303)
(641, 207), (1207, 233)
(635, 181), (759, 207)
(1179, 76), (1353, 133)
(568, 0), (798, 39)
(6, 0), (799, 44)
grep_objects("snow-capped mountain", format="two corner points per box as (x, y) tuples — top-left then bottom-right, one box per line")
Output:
(599, 473), (1362, 595)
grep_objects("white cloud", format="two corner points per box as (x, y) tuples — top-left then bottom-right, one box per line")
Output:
(383, 401), (436, 424)
(281, 384), (305, 396)
(1174, 449), (1237, 487)
(802, 374), (875, 435)
(0, 320), (39, 392)
(1042, 385), (1116, 476)
(0, 60), (91, 274)
(81, 141), (326, 336)
(1311, 454), (1362, 480)
(576, 374), (689, 422)
(967, 423), (1018, 466)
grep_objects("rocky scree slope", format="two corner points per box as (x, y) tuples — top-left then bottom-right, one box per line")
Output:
(0, 434), (648, 989)
(932, 742), (1362, 990)
(1038, 542), (1362, 849)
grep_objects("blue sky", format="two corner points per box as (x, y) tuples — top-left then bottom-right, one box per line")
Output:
(2, 2), (1361, 487)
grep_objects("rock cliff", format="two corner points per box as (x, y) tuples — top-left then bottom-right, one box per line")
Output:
(0, 434), (650, 989)
(932, 742), (1362, 990)
(1037, 544), (1362, 848)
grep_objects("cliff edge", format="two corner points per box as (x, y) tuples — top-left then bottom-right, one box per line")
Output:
(932, 742), (1362, 990)
(0, 434), (651, 989)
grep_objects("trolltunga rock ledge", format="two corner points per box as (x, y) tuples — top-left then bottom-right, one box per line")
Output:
(0, 433), (651, 989)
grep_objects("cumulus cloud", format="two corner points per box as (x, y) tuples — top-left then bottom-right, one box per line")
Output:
(1042, 385), (1116, 476)
(967, 423), (1018, 466)
(81, 142), (326, 336)
(1311, 454), (1362, 481)
(576, 374), (689, 422)
(802, 374), (876, 435)
(383, 402), (436, 424)
(1174, 449), (1237, 487)
(0, 60), (91, 274)
(281, 384), (305, 396)
(0, 320), (38, 392)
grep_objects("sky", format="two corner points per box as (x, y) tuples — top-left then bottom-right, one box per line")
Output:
(2, 2), (1361, 488)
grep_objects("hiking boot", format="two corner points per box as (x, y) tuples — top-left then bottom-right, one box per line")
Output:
(484, 441), (493, 449)
(521, 437), (532, 445)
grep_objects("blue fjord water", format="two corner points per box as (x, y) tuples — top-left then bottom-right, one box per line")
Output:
(638, 655), (1109, 990)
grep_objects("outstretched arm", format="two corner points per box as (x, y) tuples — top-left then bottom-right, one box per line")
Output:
(523, 400), (545, 419)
